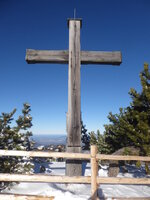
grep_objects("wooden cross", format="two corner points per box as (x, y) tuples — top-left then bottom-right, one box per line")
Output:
(26, 19), (122, 176)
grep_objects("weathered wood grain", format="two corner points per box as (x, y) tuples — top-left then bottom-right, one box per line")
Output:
(0, 174), (91, 183)
(97, 177), (150, 184)
(26, 49), (68, 64)
(26, 49), (122, 65)
(91, 145), (98, 200)
(96, 154), (150, 162)
(66, 19), (82, 176)
(0, 149), (90, 159)
(66, 147), (82, 176)
(0, 174), (149, 185)
(67, 20), (81, 147)
(81, 51), (122, 65)
(1, 149), (150, 162)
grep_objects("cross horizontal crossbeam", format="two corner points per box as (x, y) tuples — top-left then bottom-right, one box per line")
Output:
(26, 49), (122, 65)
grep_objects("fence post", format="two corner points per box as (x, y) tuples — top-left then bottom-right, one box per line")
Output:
(91, 145), (98, 200)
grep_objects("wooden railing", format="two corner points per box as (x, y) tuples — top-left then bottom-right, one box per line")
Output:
(0, 145), (150, 200)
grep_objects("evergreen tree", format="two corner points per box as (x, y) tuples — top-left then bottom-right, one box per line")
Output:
(90, 131), (97, 146)
(90, 130), (109, 154)
(81, 120), (90, 150)
(0, 103), (34, 190)
(104, 64), (150, 156)
(81, 119), (109, 153)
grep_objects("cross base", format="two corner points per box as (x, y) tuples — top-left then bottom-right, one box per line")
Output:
(66, 146), (82, 176)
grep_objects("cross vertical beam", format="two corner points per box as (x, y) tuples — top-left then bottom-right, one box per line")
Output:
(66, 19), (82, 176)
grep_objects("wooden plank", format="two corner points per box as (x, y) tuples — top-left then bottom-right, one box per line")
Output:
(26, 49), (68, 64)
(1, 150), (150, 162)
(96, 154), (150, 162)
(26, 49), (122, 65)
(66, 19), (82, 176)
(0, 194), (54, 200)
(1, 150), (150, 161)
(67, 19), (81, 146)
(0, 174), (91, 183)
(81, 51), (122, 65)
(97, 177), (150, 184)
(0, 149), (90, 159)
(91, 145), (98, 200)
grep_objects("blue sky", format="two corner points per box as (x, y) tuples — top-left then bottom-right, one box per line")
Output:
(0, 0), (150, 135)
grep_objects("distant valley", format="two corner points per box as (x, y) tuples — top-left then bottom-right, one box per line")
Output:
(31, 134), (66, 147)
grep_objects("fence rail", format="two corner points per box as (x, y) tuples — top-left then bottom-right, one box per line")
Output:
(0, 145), (150, 200)
(0, 149), (90, 159)
(0, 174), (91, 183)
(1, 149), (150, 161)
(97, 154), (150, 161)
(0, 194), (54, 200)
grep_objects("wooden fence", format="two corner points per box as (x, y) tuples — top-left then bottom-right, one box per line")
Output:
(0, 145), (150, 200)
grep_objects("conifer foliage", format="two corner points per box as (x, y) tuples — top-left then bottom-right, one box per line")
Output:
(90, 130), (109, 154)
(0, 103), (33, 190)
(81, 120), (90, 150)
(104, 64), (150, 156)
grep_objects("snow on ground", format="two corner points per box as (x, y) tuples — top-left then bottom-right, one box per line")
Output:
(3, 162), (150, 199)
